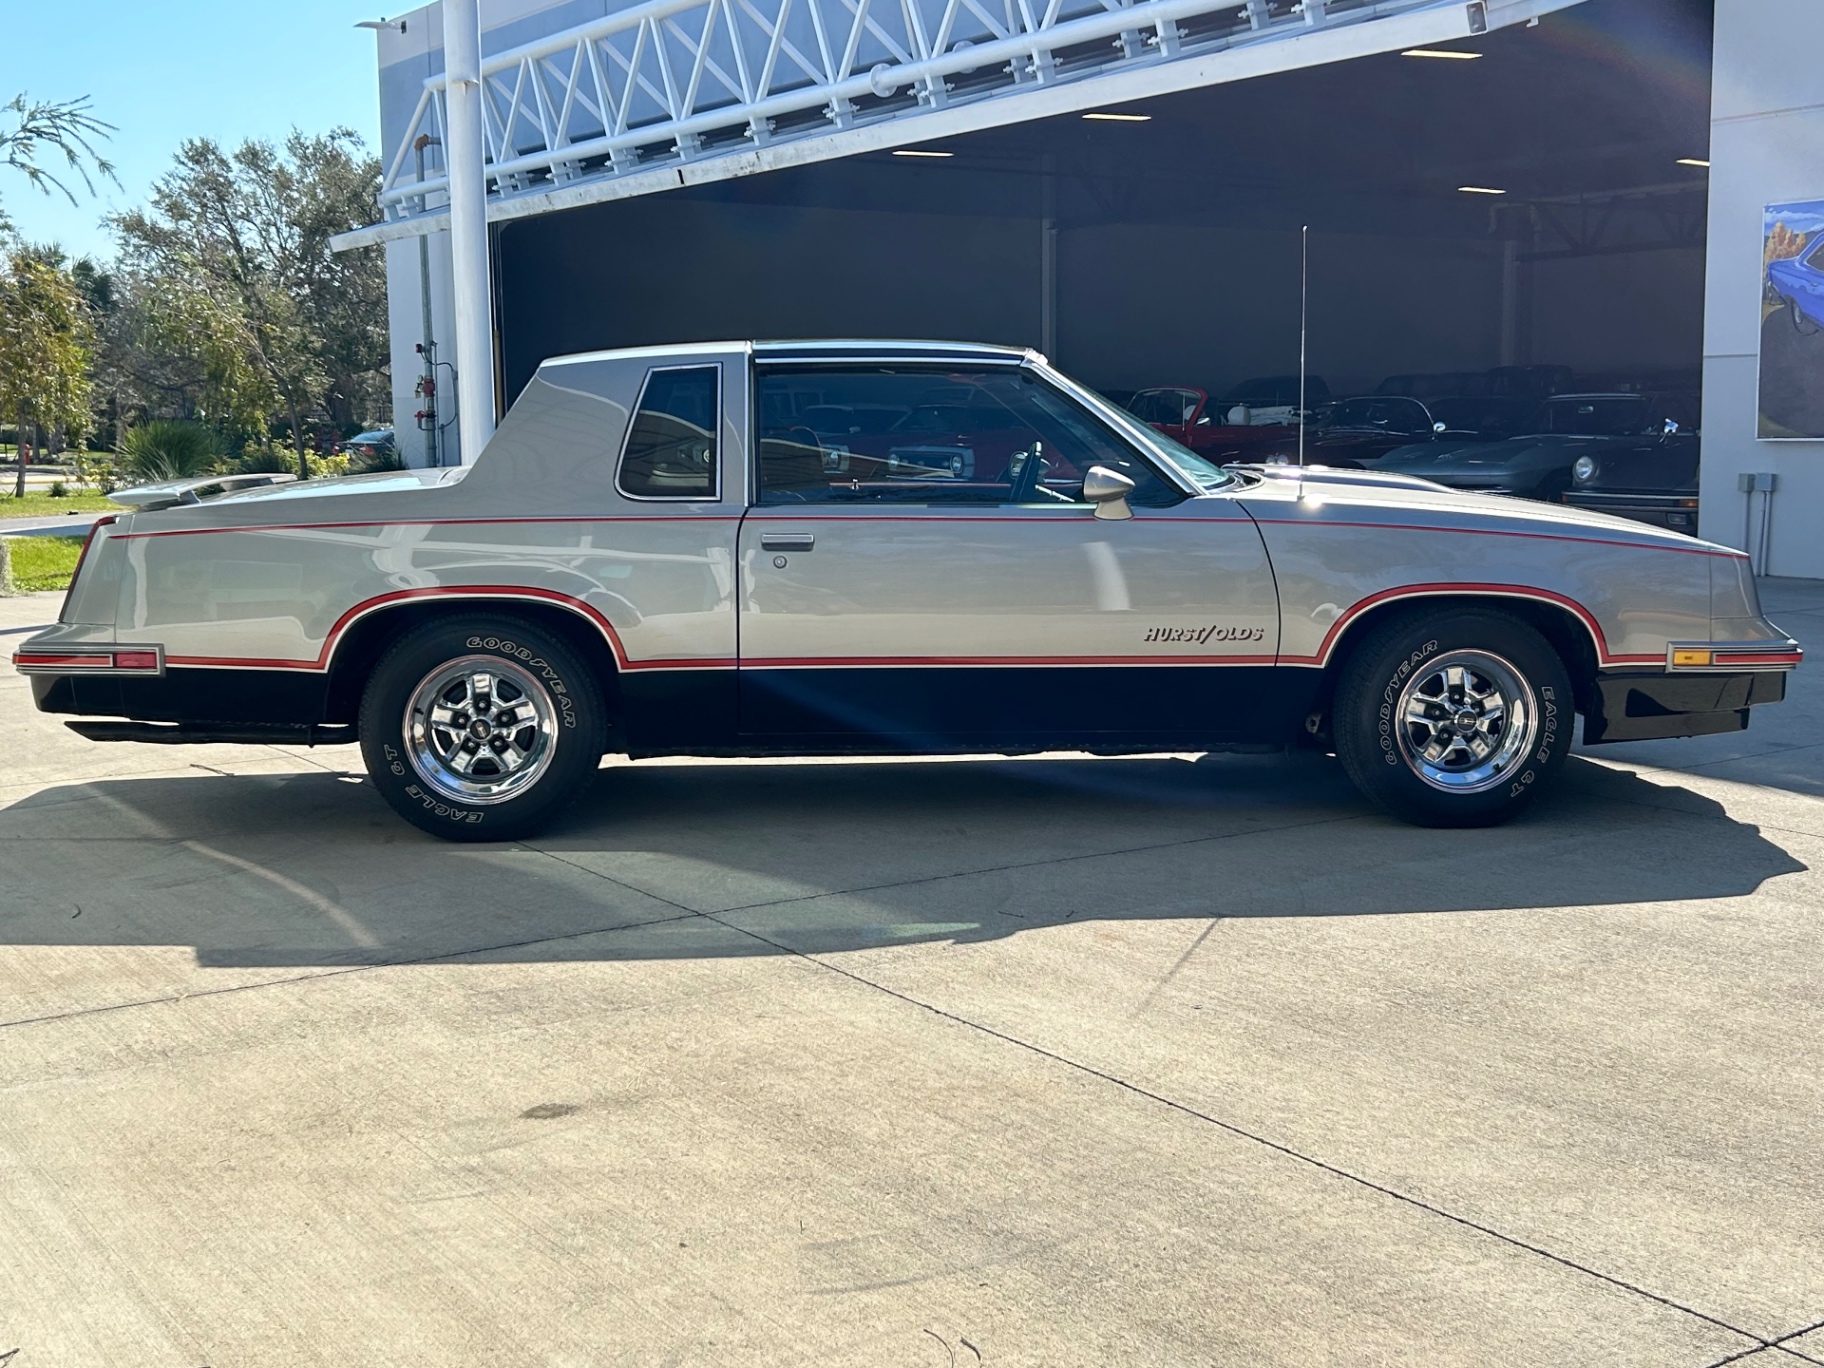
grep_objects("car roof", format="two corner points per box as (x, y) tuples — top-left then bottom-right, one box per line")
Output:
(753, 340), (1032, 363)
(540, 340), (1035, 369)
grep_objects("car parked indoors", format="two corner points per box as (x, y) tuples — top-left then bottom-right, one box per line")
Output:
(1562, 410), (1702, 534)
(1218, 373), (1329, 426)
(1124, 385), (1302, 462)
(1251, 395), (1542, 468)
(1375, 392), (1698, 503)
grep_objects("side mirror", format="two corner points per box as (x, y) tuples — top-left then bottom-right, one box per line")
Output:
(1663, 418), (1680, 436)
(1082, 465), (1136, 520)
(1433, 421), (1448, 434)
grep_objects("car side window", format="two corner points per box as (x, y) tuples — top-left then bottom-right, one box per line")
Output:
(754, 365), (1181, 508)
(618, 365), (720, 500)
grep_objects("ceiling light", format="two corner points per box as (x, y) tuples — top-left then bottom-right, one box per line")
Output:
(1677, 157), (1710, 168)
(1082, 112), (1152, 122)
(1458, 185), (1506, 195)
(1402, 48), (1481, 59)
(893, 149), (954, 158)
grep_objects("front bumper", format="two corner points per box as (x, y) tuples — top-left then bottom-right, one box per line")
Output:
(1562, 490), (1700, 534)
(1584, 670), (1788, 744)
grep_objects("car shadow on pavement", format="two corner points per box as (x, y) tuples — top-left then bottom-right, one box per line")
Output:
(0, 752), (1806, 970)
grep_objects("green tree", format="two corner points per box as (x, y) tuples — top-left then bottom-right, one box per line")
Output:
(0, 93), (116, 238)
(110, 130), (388, 478)
(0, 247), (96, 496)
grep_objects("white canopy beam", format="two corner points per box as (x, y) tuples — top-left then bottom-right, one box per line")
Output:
(335, 0), (1583, 253)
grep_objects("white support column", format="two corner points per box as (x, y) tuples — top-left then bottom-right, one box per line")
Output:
(445, 0), (497, 463)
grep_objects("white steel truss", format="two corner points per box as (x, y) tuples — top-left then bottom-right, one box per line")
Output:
(334, 0), (1583, 250)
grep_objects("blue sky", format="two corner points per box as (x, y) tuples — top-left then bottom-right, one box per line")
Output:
(1, 0), (392, 263)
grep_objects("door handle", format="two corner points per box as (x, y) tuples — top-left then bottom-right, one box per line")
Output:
(760, 532), (815, 551)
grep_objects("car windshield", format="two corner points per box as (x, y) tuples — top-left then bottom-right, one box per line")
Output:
(1326, 398), (1430, 432)
(1427, 397), (1540, 434)
(1140, 425), (1239, 489)
(1538, 398), (1652, 436)
(1128, 389), (1201, 425)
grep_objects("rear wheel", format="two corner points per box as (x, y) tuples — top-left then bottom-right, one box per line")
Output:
(1333, 608), (1572, 827)
(359, 615), (606, 841)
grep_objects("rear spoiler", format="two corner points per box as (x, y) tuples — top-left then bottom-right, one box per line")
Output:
(107, 472), (298, 511)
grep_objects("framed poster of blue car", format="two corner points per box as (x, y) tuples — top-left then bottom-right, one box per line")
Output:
(1760, 198), (1824, 438)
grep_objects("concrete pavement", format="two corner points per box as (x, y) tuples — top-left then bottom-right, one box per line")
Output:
(2, 583), (1820, 1366)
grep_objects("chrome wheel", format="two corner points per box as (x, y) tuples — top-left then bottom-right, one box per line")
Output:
(404, 655), (559, 804)
(1395, 650), (1538, 794)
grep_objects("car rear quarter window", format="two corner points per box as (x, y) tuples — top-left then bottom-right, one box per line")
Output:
(618, 365), (720, 500)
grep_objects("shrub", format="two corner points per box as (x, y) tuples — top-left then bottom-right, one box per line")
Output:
(69, 448), (120, 495)
(224, 441), (299, 475)
(351, 445), (404, 474)
(49, 481), (67, 498)
(118, 421), (220, 482)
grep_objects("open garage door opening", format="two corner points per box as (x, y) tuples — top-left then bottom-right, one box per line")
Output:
(492, 0), (1713, 485)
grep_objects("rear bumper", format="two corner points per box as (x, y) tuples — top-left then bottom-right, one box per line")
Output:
(1583, 670), (1787, 744)
(1562, 491), (1699, 534)
(31, 667), (334, 728)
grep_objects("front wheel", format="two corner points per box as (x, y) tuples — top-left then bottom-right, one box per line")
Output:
(359, 615), (606, 841)
(1333, 608), (1572, 827)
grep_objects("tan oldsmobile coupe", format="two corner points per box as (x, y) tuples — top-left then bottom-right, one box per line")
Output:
(17, 342), (1800, 839)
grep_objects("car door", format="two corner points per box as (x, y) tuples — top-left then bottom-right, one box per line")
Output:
(736, 358), (1284, 752)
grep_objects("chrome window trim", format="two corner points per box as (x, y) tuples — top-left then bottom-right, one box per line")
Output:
(614, 362), (724, 503)
(755, 354), (1027, 368)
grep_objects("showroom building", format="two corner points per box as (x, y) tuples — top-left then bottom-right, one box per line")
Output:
(334, 0), (1824, 578)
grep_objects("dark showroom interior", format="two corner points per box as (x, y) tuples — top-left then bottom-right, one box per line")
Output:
(492, 0), (1714, 407)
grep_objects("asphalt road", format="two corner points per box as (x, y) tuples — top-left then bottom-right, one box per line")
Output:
(2, 582), (1820, 1367)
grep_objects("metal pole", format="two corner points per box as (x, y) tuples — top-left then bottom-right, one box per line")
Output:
(414, 136), (440, 467)
(1297, 224), (1308, 468)
(1040, 152), (1058, 360)
(445, 0), (496, 463)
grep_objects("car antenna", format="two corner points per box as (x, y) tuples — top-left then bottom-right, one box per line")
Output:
(1298, 224), (1309, 470)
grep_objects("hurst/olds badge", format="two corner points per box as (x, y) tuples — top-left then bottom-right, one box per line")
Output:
(1144, 625), (1266, 644)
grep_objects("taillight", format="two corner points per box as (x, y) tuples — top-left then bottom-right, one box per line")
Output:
(62, 514), (118, 620)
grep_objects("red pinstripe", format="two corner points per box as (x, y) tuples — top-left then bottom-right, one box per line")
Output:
(163, 586), (734, 675)
(134, 585), (1725, 677)
(115, 514), (741, 541)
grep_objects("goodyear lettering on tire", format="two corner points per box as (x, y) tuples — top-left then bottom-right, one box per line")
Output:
(468, 634), (578, 728)
(1378, 639), (1439, 765)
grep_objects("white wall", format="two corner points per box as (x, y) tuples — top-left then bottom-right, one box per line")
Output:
(1701, 0), (1824, 578)
(384, 231), (460, 467)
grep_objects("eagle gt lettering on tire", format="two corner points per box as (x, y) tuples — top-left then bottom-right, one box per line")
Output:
(358, 615), (606, 841)
(1333, 608), (1571, 827)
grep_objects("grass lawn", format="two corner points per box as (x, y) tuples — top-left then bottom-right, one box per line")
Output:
(0, 491), (116, 516)
(5, 536), (86, 593)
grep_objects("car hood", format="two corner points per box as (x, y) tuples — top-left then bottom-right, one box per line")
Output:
(1236, 463), (1727, 555)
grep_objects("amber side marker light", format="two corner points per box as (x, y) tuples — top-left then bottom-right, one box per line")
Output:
(1672, 649), (1713, 667)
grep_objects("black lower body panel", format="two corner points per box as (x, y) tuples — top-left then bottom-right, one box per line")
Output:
(33, 668), (334, 727)
(735, 665), (1316, 754)
(1583, 671), (1786, 744)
